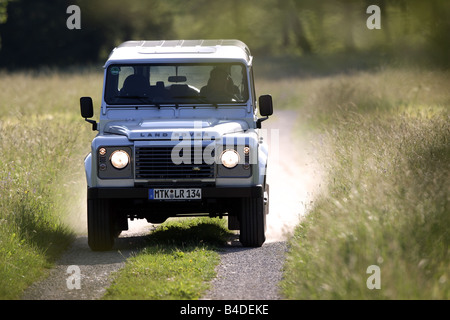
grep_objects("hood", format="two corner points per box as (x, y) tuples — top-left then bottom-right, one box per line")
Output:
(104, 119), (249, 140)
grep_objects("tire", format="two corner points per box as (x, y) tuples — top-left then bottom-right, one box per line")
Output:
(239, 196), (266, 247)
(87, 198), (115, 251)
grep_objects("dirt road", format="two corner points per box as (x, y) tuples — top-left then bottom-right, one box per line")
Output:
(22, 110), (323, 300)
(203, 110), (323, 299)
(22, 220), (153, 300)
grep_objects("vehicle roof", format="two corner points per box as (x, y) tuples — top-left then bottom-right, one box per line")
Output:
(105, 40), (253, 66)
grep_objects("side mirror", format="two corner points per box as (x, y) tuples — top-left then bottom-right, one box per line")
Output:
(80, 97), (97, 131)
(80, 97), (94, 118)
(257, 95), (273, 128)
(259, 95), (273, 117)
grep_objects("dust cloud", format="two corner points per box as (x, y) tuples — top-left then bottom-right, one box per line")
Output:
(63, 180), (88, 235)
(264, 110), (324, 242)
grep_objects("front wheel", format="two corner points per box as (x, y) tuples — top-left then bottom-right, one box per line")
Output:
(87, 199), (115, 251)
(239, 196), (266, 247)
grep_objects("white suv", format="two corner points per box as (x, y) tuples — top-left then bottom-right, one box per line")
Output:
(80, 40), (273, 251)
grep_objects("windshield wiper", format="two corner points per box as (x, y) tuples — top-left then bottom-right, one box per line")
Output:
(172, 95), (208, 101)
(114, 95), (152, 100)
(111, 95), (161, 105)
(171, 95), (219, 107)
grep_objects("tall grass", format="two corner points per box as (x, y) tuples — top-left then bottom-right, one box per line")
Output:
(0, 70), (101, 299)
(281, 67), (449, 299)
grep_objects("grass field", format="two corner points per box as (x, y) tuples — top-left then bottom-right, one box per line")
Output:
(0, 63), (448, 300)
(0, 70), (101, 299)
(279, 67), (449, 299)
(103, 218), (232, 300)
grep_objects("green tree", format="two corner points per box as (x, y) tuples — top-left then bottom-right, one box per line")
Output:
(0, 0), (448, 68)
(0, 0), (9, 50)
(0, 0), (7, 24)
(0, 0), (175, 68)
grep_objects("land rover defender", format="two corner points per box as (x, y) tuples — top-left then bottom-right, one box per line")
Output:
(80, 40), (273, 251)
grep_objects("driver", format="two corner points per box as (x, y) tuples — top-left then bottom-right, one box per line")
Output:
(200, 67), (239, 101)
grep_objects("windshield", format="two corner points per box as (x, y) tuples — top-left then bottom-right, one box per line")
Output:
(104, 63), (249, 105)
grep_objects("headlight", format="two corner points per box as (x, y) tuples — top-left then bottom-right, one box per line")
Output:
(221, 149), (240, 169)
(110, 150), (130, 169)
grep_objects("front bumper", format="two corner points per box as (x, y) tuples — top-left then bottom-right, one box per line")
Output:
(87, 185), (264, 201)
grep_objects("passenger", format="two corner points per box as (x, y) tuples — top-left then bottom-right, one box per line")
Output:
(201, 68), (239, 101)
(120, 74), (150, 97)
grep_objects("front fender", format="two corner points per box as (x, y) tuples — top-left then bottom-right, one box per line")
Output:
(258, 140), (269, 185)
(84, 153), (92, 187)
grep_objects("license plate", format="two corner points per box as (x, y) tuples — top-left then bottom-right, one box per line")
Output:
(149, 188), (202, 200)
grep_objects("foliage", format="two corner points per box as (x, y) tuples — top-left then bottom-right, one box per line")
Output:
(0, 0), (449, 68)
(0, 0), (7, 24)
(0, 0), (174, 67)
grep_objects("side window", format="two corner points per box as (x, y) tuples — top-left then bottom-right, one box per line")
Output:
(249, 67), (257, 109)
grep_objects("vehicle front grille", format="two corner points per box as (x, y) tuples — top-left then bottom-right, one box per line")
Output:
(135, 146), (215, 180)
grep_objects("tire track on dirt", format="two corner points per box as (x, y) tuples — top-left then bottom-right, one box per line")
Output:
(22, 220), (152, 300)
(202, 110), (323, 300)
